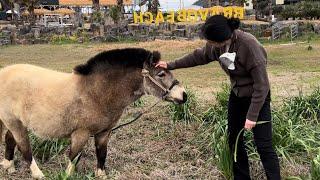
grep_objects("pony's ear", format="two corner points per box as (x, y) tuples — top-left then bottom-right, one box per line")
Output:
(151, 51), (161, 64)
(146, 51), (161, 67)
(73, 63), (91, 75)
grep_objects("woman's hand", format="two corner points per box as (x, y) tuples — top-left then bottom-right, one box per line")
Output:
(155, 61), (168, 69)
(244, 119), (256, 130)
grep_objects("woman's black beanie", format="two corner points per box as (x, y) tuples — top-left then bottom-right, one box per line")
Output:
(201, 15), (240, 42)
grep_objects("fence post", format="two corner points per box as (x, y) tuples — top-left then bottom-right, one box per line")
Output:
(272, 23), (281, 40)
(290, 22), (299, 42)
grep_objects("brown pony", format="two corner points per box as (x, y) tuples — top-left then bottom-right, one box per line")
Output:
(0, 48), (187, 179)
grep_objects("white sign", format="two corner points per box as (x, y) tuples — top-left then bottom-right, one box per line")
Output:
(276, 0), (284, 5)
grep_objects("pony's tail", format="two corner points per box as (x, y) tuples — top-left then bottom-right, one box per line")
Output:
(0, 120), (3, 143)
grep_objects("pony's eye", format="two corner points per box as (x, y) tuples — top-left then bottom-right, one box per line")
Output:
(157, 71), (166, 77)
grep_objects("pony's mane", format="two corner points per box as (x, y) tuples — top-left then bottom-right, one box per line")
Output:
(74, 48), (161, 75)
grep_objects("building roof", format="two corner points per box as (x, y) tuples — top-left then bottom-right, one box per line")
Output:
(284, 0), (299, 4)
(39, 0), (59, 5)
(59, 0), (133, 6)
(193, 0), (229, 8)
(34, 8), (52, 15)
(54, 8), (75, 14)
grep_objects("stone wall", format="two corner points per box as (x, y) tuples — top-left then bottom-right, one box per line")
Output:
(0, 20), (319, 46)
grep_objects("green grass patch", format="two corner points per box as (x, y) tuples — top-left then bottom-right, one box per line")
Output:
(259, 32), (320, 46)
(131, 98), (145, 108)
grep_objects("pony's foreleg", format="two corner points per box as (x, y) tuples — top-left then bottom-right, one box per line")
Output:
(7, 123), (44, 179)
(0, 131), (17, 173)
(0, 120), (3, 143)
(66, 129), (90, 176)
(94, 130), (112, 179)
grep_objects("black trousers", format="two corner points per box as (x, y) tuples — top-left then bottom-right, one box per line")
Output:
(228, 91), (281, 180)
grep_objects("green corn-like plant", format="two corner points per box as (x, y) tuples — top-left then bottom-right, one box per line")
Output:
(48, 171), (95, 180)
(29, 133), (70, 162)
(311, 152), (320, 180)
(168, 88), (199, 123)
(195, 85), (320, 179)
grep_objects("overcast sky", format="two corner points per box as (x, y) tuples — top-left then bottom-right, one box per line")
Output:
(158, 0), (199, 10)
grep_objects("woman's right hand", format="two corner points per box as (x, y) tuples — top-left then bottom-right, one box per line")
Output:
(155, 61), (168, 69)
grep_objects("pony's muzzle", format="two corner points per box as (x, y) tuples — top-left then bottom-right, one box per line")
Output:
(165, 86), (187, 104)
(176, 91), (188, 104)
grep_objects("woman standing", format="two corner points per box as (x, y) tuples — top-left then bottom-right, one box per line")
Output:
(156, 15), (281, 180)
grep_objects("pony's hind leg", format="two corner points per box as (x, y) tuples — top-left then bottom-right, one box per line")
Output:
(5, 120), (44, 179)
(0, 130), (17, 173)
(94, 130), (111, 178)
(66, 129), (90, 176)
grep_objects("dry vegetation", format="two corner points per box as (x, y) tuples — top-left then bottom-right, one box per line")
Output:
(0, 38), (319, 179)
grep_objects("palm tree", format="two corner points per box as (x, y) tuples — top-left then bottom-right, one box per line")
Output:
(139, 0), (160, 14)
(193, 0), (219, 8)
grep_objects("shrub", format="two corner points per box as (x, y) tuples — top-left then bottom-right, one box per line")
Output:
(49, 34), (78, 44)
(281, 5), (296, 20)
(92, 11), (103, 23)
(108, 6), (121, 24)
(281, 2), (320, 20)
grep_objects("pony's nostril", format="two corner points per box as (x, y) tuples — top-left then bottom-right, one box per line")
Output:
(182, 92), (188, 103)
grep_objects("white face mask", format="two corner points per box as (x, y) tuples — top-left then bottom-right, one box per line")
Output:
(219, 44), (236, 70)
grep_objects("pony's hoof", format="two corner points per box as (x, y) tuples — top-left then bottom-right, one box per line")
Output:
(30, 158), (45, 179)
(32, 171), (45, 179)
(65, 161), (75, 176)
(7, 166), (16, 174)
(0, 159), (15, 172)
(95, 168), (107, 179)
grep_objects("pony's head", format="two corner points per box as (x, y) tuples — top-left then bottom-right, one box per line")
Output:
(73, 48), (187, 104)
(143, 51), (187, 104)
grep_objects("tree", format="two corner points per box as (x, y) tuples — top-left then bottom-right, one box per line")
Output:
(91, 0), (102, 24)
(253, 0), (270, 20)
(92, 0), (99, 12)
(108, 6), (120, 23)
(7, 0), (14, 22)
(117, 0), (124, 12)
(213, 0), (219, 6)
(237, 0), (247, 6)
(192, 0), (219, 8)
(150, 0), (160, 14)
(139, 0), (160, 14)
(22, 0), (39, 25)
(0, 0), (10, 10)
